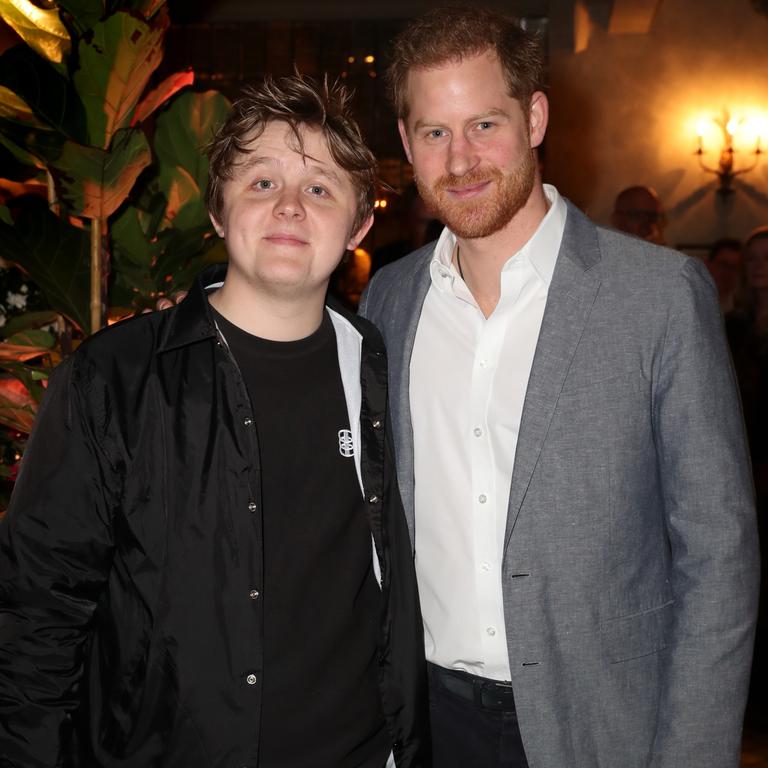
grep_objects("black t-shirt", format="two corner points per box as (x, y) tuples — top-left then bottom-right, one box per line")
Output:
(212, 308), (389, 768)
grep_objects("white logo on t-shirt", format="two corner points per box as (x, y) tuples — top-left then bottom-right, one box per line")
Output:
(338, 429), (354, 458)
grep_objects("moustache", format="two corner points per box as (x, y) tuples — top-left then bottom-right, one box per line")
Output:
(433, 167), (502, 193)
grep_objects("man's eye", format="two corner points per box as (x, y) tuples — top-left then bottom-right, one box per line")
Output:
(426, 129), (446, 139)
(308, 185), (327, 196)
(254, 179), (273, 189)
(477, 121), (493, 130)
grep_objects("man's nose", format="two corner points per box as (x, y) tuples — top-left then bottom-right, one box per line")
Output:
(274, 188), (305, 219)
(446, 134), (479, 178)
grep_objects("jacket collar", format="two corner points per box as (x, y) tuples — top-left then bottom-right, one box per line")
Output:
(156, 263), (387, 356)
(156, 263), (226, 354)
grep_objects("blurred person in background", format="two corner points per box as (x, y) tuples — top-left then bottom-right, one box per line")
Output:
(707, 237), (747, 316)
(731, 226), (768, 731)
(611, 185), (667, 244)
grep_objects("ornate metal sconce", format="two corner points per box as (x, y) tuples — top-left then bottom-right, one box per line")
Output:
(695, 110), (764, 196)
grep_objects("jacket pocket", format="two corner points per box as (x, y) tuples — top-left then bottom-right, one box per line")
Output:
(602, 599), (674, 663)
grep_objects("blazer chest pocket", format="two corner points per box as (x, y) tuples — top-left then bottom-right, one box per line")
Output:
(559, 369), (646, 401)
(602, 599), (674, 663)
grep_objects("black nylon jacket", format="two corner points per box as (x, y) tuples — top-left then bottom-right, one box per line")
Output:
(0, 265), (429, 767)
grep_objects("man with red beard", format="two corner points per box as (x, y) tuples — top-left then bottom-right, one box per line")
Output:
(360, 6), (758, 768)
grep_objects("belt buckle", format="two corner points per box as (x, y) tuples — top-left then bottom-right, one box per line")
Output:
(479, 680), (516, 711)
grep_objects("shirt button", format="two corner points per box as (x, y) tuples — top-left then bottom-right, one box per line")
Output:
(248, 501), (257, 513)
(481, 562), (490, 572)
(249, 589), (260, 600)
(372, 419), (382, 429)
(246, 673), (257, 685)
(478, 494), (487, 504)
(244, 417), (253, 427)
(479, 359), (488, 368)
(473, 427), (483, 437)
(487, 627), (497, 636)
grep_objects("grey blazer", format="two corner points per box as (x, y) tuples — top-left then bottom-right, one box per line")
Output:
(359, 202), (759, 768)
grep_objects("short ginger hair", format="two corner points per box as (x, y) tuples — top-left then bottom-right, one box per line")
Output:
(206, 74), (376, 235)
(385, 5), (546, 120)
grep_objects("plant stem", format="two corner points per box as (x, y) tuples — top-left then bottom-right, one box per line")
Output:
(90, 218), (102, 333)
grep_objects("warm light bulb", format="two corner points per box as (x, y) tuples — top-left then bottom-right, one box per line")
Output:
(726, 117), (739, 136)
(695, 119), (707, 138)
(364, 55), (375, 64)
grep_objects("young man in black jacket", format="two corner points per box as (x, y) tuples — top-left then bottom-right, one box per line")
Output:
(0, 75), (429, 768)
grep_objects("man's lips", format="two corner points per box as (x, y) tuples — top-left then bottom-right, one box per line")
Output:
(263, 233), (308, 246)
(443, 179), (492, 199)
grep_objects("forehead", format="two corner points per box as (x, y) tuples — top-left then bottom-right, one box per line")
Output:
(747, 237), (768, 255)
(404, 51), (512, 118)
(617, 190), (660, 212)
(236, 120), (346, 178)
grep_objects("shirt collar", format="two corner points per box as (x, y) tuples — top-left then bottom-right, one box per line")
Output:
(429, 184), (566, 293)
(156, 263), (226, 354)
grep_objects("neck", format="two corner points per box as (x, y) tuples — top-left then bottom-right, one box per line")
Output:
(454, 182), (550, 318)
(208, 280), (326, 341)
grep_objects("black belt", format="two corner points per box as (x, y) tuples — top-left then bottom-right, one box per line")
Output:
(428, 662), (518, 712)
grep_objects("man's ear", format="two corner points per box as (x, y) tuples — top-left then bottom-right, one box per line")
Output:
(347, 213), (374, 251)
(209, 211), (225, 239)
(528, 91), (549, 149)
(398, 119), (413, 164)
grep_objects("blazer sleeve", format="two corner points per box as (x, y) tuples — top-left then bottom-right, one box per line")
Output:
(0, 356), (115, 767)
(650, 257), (759, 768)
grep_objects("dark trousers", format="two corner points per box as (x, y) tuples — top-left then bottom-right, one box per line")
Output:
(428, 663), (530, 768)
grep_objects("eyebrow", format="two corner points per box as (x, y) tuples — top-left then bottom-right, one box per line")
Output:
(236, 155), (344, 186)
(413, 107), (511, 132)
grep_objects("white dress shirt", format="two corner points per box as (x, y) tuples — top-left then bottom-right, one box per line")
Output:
(410, 184), (567, 680)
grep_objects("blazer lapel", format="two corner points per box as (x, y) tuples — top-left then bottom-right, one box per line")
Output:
(503, 203), (602, 554)
(381, 246), (433, 549)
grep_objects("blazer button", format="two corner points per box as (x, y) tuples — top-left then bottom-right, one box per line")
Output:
(368, 495), (379, 504)
(371, 419), (382, 429)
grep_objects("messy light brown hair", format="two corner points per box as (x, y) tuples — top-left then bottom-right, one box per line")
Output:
(386, 5), (545, 120)
(206, 73), (376, 235)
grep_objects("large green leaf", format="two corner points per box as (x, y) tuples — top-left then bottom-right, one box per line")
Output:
(0, 0), (71, 66)
(0, 335), (54, 363)
(0, 376), (38, 433)
(0, 44), (87, 143)
(0, 361), (49, 410)
(154, 90), (230, 193)
(0, 84), (66, 164)
(153, 224), (211, 280)
(119, 0), (165, 21)
(148, 90), (230, 232)
(154, 164), (208, 231)
(56, 0), (104, 31)
(111, 202), (215, 305)
(0, 310), (59, 338)
(0, 198), (90, 330)
(73, 8), (168, 148)
(51, 126), (151, 218)
(131, 69), (193, 126)
(110, 203), (155, 295)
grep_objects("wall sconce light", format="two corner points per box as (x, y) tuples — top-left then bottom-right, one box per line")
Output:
(695, 110), (764, 196)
